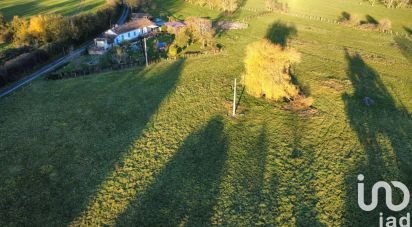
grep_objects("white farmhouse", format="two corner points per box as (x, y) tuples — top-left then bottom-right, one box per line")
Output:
(89, 18), (158, 55)
(109, 18), (158, 45)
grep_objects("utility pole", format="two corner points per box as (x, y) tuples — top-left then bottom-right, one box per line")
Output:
(144, 37), (148, 67)
(232, 78), (236, 116)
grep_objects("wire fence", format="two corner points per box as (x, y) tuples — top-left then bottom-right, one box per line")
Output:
(237, 7), (411, 38)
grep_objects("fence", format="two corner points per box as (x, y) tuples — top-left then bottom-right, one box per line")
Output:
(237, 7), (411, 38)
(45, 50), (224, 80)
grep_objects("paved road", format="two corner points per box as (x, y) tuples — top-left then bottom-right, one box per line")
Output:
(0, 5), (129, 99)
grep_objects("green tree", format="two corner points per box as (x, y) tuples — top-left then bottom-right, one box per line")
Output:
(0, 14), (13, 43)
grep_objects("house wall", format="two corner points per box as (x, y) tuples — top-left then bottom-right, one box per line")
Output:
(96, 40), (109, 49)
(114, 27), (150, 45)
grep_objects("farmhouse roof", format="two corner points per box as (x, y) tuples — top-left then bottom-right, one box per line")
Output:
(112, 18), (156, 34)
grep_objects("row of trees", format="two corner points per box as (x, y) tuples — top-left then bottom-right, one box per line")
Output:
(0, 4), (119, 47)
(184, 0), (239, 12)
(0, 0), (121, 87)
(265, 0), (289, 12)
(367, 0), (411, 8)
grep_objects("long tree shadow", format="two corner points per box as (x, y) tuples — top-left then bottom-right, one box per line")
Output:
(0, 60), (184, 226)
(286, 116), (324, 226)
(342, 49), (412, 226)
(265, 20), (297, 48)
(215, 123), (276, 225)
(404, 26), (412, 36)
(394, 35), (412, 63)
(115, 116), (228, 226)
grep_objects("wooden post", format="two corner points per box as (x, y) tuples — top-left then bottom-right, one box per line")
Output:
(144, 37), (148, 67)
(232, 78), (237, 116)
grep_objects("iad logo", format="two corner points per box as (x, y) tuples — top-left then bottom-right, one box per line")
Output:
(357, 174), (411, 227)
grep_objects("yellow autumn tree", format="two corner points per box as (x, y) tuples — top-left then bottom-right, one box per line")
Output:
(243, 39), (301, 101)
(28, 15), (46, 37)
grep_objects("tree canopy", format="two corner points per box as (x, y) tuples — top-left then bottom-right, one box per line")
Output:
(243, 39), (301, 101)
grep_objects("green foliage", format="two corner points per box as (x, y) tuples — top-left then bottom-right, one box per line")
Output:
(0, 14), (12, 43)
(112, 46), (128, 64)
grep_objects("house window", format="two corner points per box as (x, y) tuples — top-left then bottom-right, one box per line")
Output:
(121, 35), (124, 40)
(134, 32), (136, 36)
(128, 32), (130, 37)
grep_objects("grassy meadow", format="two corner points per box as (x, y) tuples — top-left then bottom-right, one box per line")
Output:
(0, 0), (106, 20)
(0, 0), (411, 226)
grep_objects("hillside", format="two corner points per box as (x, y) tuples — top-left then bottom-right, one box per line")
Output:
(0, 0), (411, 226)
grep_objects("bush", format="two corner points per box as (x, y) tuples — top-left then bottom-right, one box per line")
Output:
(338, 12), (360, 26)
(167, 45), (178, 59)
(378, 18), (392, 32)
(242, 39), (301, 101)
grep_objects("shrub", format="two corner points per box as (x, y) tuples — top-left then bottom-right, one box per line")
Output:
(338, 12), (360, 27)
(167, 45), (178, 59)
(174, 27), (190, 49)
(242, 39), (301, 101)
(378, 18), (392, 32)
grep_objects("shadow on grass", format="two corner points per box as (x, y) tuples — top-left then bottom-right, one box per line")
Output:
(342, 49), (412, 226)
(115, 116), (228, 226)
(286, 117), (324, 226)
(151, 0), (185, 18)
(339, 11), (351, 21)
(225, 124), (276, 224)
(0, 0), (103, 20)
(404, 26), (412, 35)
(213, 0), (248, 37)
(394, 36), (412, 63)
(362, 15), (378, 25)
(0, 0), (38, 20)
(265, 20), (297, 48)
(0, 60), (185, 226)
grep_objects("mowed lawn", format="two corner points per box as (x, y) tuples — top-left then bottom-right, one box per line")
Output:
(0, 0), (412, 226)
(0, 0), (106, 20)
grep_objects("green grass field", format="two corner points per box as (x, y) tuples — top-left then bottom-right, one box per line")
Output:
(0, 0), (411, 226)
(0, 0), (106, 20)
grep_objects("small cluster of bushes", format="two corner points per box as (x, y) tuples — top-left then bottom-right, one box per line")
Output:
(265, 0), (289, 12)
(166, 17), (217, 59)
(338, 12), (392, 32)
(367, 0), (411, 8)
(0, 1), (122, 87)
